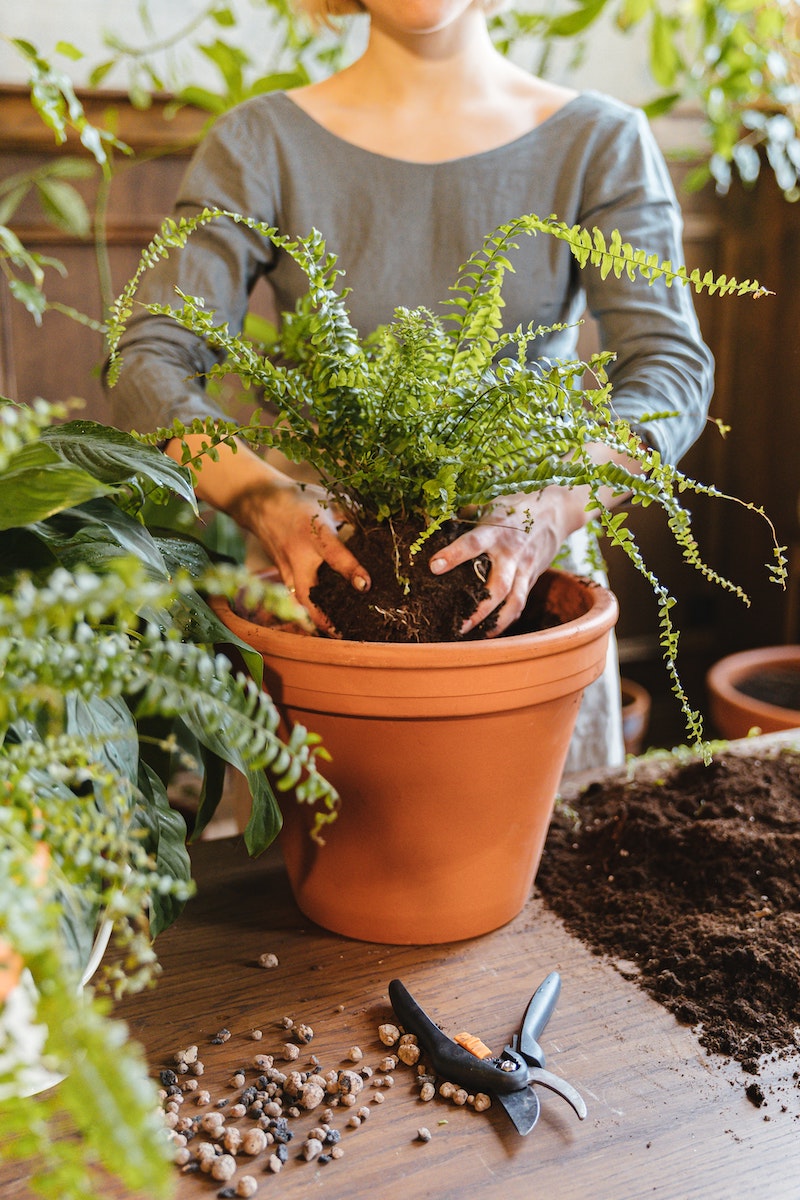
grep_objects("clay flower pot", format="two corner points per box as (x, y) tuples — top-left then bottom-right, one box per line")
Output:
(213, 568), (618, 944)
(620, 677), (652, 757)
(707, 645), (800, 741)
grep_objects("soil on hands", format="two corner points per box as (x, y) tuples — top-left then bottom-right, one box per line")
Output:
(310, 520), (494, 643)
(536, 749), (800, 1097)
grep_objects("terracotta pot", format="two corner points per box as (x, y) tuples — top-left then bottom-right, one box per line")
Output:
(707, 645), (800, 741)
(620, 677), (652, 757)
(212, 569), (618, 944)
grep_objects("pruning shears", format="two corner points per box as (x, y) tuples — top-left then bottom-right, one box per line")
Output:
(388, 971), (587, 1135)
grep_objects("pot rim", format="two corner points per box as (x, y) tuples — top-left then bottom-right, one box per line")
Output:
(706, 645), (800, 722)
(212, 568), (618, 668)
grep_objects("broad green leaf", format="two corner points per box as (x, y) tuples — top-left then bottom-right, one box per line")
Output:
(0, 443), (117, 529)
(42, 421), (197, 506)
(181, 707), (282, 850)
(32, 498), (171, 581)
(65, 692), (139, 784)
(135, 762), (193, 937)
(36, 178), (91, 237)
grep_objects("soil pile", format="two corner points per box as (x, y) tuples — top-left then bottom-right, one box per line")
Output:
(536, 749), (800, 1077)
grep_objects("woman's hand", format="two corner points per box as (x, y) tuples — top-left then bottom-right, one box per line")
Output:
(167, 435), (369, 634)
(230, 477), (369, 634)
(429, 488), (582, 637)
(429, 443), (646, 637)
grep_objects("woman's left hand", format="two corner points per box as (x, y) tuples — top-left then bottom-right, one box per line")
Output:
(428, 487), (586, 637)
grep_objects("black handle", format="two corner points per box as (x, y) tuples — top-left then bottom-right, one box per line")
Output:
(388, 979), (528, 1095)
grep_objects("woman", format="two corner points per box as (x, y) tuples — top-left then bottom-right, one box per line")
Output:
(107, 0), (714, 770)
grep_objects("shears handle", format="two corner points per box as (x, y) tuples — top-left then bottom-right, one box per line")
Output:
(515, 970), (561, 1068)
(388, 979), (528, 1095)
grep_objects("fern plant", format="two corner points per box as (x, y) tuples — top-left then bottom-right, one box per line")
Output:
(0, 397), (337, 1200)
(106, 206), (786, 750)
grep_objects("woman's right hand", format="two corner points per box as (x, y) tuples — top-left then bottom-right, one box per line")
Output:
(230, 476), (370, 633)
(167, 434), (369, 634)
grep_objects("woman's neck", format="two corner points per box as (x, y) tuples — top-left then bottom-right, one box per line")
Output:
(287, 7), (577, 163)
(352, 7), (502, 107)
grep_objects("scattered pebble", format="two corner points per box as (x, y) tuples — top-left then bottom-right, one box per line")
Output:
(378, 1023), (401, 1046)
(258, 953), (279, 969)
(417, 1127), (432, 1142)
(303, 1137), (324, 1162)
(210, 1155), (237, 1182)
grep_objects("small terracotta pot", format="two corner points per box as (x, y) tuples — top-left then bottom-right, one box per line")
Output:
(707, 645), (800, 741)
(213, 569), (618, 944)
(620, 677), (652, 757)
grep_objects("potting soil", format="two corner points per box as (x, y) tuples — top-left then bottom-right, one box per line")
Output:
(536, 749), (800, 1079)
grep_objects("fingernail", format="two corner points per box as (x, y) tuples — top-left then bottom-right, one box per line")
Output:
(353, 573), (369, 592)
(430, 557), (446, 574)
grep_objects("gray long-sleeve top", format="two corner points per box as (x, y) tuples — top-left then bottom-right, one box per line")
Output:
(108, 89), (714, 465)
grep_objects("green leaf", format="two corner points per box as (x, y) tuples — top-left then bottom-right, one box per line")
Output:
(211, 5), (237, 26)
(649, 10), (682, 88)
(0, 442), (117, 530)
(174, 84), (228, 115)
(135, 762), (193, 937)
(42, 421), (197, 506)
(35, 178), (91, 237)
(641, 91), (682, 119)
(549, 0), (610, 37)
(32, 497), (171, 580)
(616, 0), (652, 30)
(88, 60), (116, 88)
(8, 279), (47, 324)
(54, 41), (84, 61)
(66, 691), (139, 786)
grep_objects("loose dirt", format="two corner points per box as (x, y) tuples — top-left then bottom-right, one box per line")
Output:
(536, 747), (800, 1092)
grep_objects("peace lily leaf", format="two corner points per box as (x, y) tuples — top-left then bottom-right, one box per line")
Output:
(41, 420), (197, 506)
(0, 442), (118, 529)
(134, 762), (193, 938)
(188, 715), (282, 852)
(29, 497), (171, 580)
(66, 692), (139, 785)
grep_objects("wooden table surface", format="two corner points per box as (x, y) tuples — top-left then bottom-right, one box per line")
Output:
(4, 751), (800, 1200)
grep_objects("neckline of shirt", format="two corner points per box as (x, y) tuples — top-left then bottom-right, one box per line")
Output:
(274, 90), (595, 168)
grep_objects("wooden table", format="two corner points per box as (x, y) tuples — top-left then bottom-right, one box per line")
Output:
(4, 751), (800, 1200)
